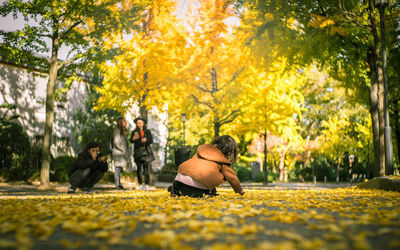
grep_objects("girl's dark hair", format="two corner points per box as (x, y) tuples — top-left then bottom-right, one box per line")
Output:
(211, 135), (238, 162)
(85, 141), (100, 151)
(117, 117), (127, 135)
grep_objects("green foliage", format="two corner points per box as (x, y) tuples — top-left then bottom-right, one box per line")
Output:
(232, 162), (252, 182)
(99, 171), (114, 183)
(0, 0), (147, 73)
(50, 156), (76, 182)
(72, 88), (121, 154)
(291, 155), (371, 182)
(253, 172), (264, 182)
(157, 163), (178, 182)
(0, 105), (33, 181)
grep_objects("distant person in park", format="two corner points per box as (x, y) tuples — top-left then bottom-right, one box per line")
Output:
(168, 135), (245, 198)
(67, 142), (108, 194)
(112, 117), (130, 190)
(130, 117), (154, 191)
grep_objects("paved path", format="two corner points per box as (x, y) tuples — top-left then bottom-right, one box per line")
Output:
(0, 181), (357, 196)
(0, 182), (399, 250)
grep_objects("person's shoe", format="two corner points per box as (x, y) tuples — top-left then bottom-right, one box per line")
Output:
(138, 184), (143, 191)
(145, 185), (150, 191)
(81, 186), (94, 194)
(116, 185), (125, 190)
(67, 187), (76, 194)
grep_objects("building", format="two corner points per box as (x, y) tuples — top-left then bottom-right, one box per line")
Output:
(0, 60), (168, 171)
(0, 60), (88, 157)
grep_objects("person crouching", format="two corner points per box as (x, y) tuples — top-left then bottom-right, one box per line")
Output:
(67, 142), (108, 193)
(168, 135), (245, 198)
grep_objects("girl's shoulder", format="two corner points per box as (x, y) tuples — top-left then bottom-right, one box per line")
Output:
(113, 128), (120, 136)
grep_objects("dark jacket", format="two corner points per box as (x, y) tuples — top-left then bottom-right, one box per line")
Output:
(178, 144), (243, 193)
(69, 150), (108, 176)
(130, 128), (153, 149)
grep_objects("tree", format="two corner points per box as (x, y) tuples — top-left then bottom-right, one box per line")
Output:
(0, 0), (145, 188)
(72, 69), (121, 154)
(225, 58), (304, 183)
(96, 0), (186, 117)
(97, 0), (253, 139)
(238, 0), (400, 177)
(318, 115), (355, 183)
(175, 0), (255, 137)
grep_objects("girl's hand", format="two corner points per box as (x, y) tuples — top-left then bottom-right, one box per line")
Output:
(132, 132), (139, 140)
(141, 138), (147, 143)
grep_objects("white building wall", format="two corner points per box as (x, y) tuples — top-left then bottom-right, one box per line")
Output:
(1, 61), (168, 170)
(0, 62), (88, 157)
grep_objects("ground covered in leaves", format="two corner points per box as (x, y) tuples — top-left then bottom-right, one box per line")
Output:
(0, 187), (399, 250)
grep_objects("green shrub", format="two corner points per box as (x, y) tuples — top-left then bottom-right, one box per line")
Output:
(50, 156), (76, 182)
(268, 172), (278, 182)
(99, 171), (114, 183)
(233, 162), (252, 182)
(0, 120), (32, 181)
(157, 163), (177, 182)
(254, 172), (278, 182)
(254, 172), (264, 182)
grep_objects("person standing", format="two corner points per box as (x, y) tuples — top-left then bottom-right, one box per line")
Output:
(130, 117), (153, 191)
(67, 142), (108, 193)
(112, 117), (130, 190)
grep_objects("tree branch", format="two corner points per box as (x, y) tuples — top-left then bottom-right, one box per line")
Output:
(57, 52), (84, 69)
(196, 85), (213, 93)
(191, 94), (213, 109)
(59, 20), (83, 40)
(38, 33), (52, 38)
(219, 67), (245, 91)
(220, 109), (240, 125)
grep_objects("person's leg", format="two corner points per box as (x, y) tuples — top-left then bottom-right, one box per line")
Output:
(114, 167), (122, 188)
(208, 188), (219, 196)
(136, 160), (143, 189)
(69, 168), (91, 191)
(142, 162), (150, 190)
(85, 169), (106, 189)
(171, 181), (208, 198)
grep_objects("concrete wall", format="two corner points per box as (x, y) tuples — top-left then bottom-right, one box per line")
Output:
(0, 61), (168, 170)
(0, 62), (88, 157)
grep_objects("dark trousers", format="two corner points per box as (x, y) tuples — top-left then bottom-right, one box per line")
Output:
(168, 180), (210, 198)
(69, 165), (106, 189)
(136, 160), (150, 185)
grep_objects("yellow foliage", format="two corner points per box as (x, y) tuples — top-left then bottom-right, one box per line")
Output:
(0, 188), (399, 249)
(308, 14), (335, 29)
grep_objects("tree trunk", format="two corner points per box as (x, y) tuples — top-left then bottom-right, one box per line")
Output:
(139, 104), (147, 120)
(377, 64), (386, 176)
(278, 150), (285, 182)
(263, 129), (268, 185)
(367, 1), (385, 177)
(336, 159), (340, 183)
(214, 120), (220, 138)
(40, 27), (59, 189)
(393, 100), (400, 169)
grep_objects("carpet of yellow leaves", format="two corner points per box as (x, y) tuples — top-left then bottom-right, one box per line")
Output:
(0, 187), (399, 250)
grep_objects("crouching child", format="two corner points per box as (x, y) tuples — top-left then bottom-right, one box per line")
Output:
(168, 135), (245, 198)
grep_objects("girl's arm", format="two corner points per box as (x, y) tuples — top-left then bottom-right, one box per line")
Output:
(130, 130), (140, 143)
(146, 130), (153, 145)
(221, 164), (244, 195)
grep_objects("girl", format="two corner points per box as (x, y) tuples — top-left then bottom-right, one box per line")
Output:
(130, 117), (153, 191)
(112, 117), (129, 190)
(169, 135), (245, 197)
